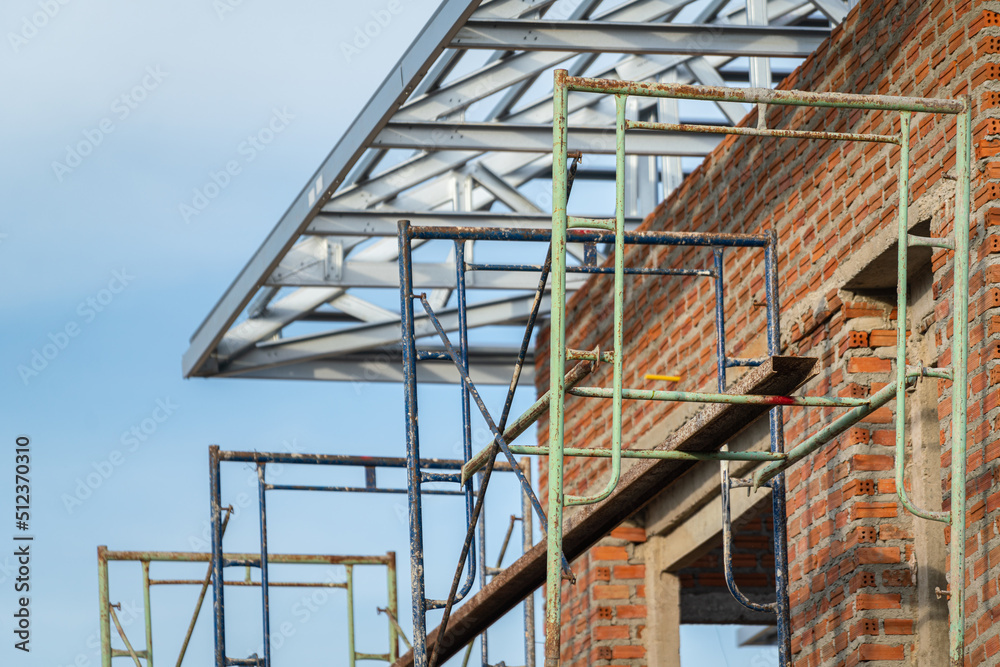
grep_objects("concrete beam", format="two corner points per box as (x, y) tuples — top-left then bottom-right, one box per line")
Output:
(680, 590), (776, 625)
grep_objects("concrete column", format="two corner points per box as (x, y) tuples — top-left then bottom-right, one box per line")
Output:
(642, 535), (682, 666)
(909, 270), (948, 666)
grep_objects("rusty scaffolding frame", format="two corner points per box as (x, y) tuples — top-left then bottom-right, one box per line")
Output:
(97, 542), (399, 667)
(391, 72), (972, 667)
(207, 447), (537, 667)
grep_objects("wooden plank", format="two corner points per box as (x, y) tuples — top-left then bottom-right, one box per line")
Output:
(392, 355), (817, 667)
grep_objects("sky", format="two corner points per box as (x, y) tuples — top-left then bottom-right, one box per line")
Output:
(0, 0), (777, 665)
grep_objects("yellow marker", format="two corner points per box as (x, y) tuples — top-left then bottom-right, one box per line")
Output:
(645, 374), (681, 382)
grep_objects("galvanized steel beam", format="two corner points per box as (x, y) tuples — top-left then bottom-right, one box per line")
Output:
(182, 0), (484, 378)
(451, 19), (829, 57)
(374, 120), (719, 155)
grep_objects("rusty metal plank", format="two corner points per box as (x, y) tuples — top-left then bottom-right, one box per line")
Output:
(390, 355), (817, 667)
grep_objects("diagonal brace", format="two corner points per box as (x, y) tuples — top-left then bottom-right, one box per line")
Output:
(416, 293), (572, 578)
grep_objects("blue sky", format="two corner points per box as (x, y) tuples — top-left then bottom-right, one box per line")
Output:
(1, 1), (776, 665)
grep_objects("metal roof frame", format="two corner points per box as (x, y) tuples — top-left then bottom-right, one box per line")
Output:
(184, 0), (843, 383)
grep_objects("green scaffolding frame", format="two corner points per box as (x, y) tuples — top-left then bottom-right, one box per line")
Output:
(97, 544), (400, 667)
(545, 70), (971, 666)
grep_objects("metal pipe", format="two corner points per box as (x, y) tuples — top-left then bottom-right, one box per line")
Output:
(99, 546), (111, 667)
(378, 605), (411, 652)
(407, 225), (770, 247)
(456, 240), (480, 604)
(461, 361), (594, 484)
(423, 256), (573, 663)
(721, 473), (775, 613)
(544, 67), (570, 667)
(562, 74), (965, 113)
(417, 295), (568, 563)
(346, 565), (356, 667)
(753, 379), (904, 489)
(477, 489), (489, 667)
(420, 472), (462, 483)
(521, 460), (536, 667)
(142, 561), (154, 667)
(152, 579), (347, 588)
(765, 233), (792, 665)
(500, 446), (784, 461)
(103, 550), (394, 565)
(216, 449), (514, 472)
(256, 464), (271, 667)
(426, 407), (504, 666)
(209, 446), (225, 667)
(716, 242), (774, 616)
(387, 552), (400, 662)
(176, 508), (232, 667)
(713, 247), (726, 394)
(465, 262), (712, 277)
(265, 483), (465, 496)
(949, 99), (972, 667)
(565, 93), (626, 507)
(109, 603), (144, 667)
(894, 111), (950, 524)
(398, 219), (428, 667)
(567, 386), (868, 407)
(627, 118), (899, 145)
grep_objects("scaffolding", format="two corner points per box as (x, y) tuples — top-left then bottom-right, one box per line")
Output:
(122, 73), (973, 667)
(97, 543), (399, 667)
(389, 71), (972, 667)
(208, 447), (536, 667)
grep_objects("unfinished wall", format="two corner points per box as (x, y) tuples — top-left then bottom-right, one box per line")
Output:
(535, 1), (1000, 664)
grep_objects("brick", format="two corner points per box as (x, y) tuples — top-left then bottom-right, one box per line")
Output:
(883, 619), (913, 635)
(852, 454), (893, 471)
(593, 585), (629, 599)
(844, 427), (870, 445)
(856, 547), (900, 564)
(615, 605), (646, 619)
(593, 546), (629, 561)
(858, 644), (905, 660)
(846, 330), (869, 348)
(868, 329), (896, 347)
(844, 303), (887, 319)
(611, 645), (645, 659)
(847, 357), (892, 374)
(882, 569), (912, 587)
(590, 646), (612, 661)
(852, 502), (898, 519)
(594, 625), (630, 640)
(856, 594), (901, 610)
(609, 526), (646, 542)
(878, 524), (911, 541)
(613, 565), (645, 579)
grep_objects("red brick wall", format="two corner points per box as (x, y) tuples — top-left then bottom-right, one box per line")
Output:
(675, 513), (776, 599)
(560, 526), (649, 667)
(535, 1), (1000, 664)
